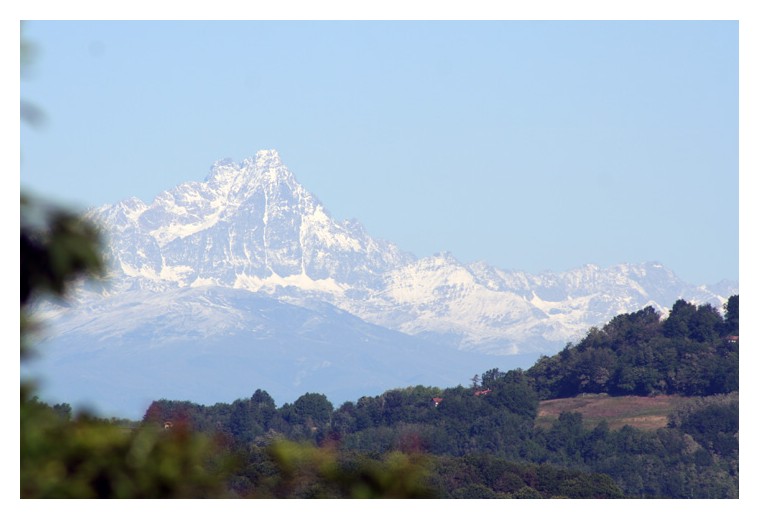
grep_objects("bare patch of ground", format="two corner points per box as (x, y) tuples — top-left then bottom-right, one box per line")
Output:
(535, 394), (689, 431)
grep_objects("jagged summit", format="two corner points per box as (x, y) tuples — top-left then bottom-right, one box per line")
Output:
(206, 149), (291, 190)
(82, 150), (735, 355)
(209, 149), (282, 170)
(252, 148), (284, 168)
(91, 150), (412, 294)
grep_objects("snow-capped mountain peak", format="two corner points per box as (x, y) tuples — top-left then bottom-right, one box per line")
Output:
(81, 150), (735, 355)
(91, 150), (412, 297)
(204, 149), (294, 201)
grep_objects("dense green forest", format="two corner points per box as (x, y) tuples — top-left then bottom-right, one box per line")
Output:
(25, 296), (736, 498)
(133, 298), (738, 498)
(527, 297), (739, 399)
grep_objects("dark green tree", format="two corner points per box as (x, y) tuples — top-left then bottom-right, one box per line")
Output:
(662, 299), (698, 339)
(688, 304), (723, 342)
(723, 295), (739, 336)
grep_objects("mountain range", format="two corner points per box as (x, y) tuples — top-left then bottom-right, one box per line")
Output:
(26, 150), (737, 418)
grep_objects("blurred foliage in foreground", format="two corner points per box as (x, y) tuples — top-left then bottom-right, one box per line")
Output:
(20, 393), (232, 498)
(20, 195), (104, 358)
(243, 440), (435, 498)
(19, 194), (233, 498)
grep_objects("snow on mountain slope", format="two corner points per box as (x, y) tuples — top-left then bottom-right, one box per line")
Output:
(73, 149), (735, 355)
(90, 150), (412, 295)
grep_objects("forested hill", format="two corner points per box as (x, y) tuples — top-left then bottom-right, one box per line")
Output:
(526, 295), (739, 399)
(127, 296), (739, 498)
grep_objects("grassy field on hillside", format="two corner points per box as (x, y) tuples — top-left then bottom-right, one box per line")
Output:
(536, 394), (690, 431)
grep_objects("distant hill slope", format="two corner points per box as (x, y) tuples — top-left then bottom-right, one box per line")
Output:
(536, 394), (688, 431)
(526, 296), (739, 399)
(26, 286), (525, 419)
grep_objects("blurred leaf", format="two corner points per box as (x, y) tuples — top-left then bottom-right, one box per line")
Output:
(21, 393), (235, 498)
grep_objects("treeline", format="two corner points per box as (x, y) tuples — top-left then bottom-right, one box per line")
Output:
(137, 296), (738, 498)
(229, 440), (625, 498)
(527, 296), (739, 398)
(23, 393), (624, 498)
(143, 389), (737, 498)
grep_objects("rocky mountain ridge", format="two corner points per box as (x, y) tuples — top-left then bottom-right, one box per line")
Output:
(80, 149), (734, 355)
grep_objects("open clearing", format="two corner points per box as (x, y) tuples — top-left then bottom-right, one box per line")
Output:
(535, 394), (690, 431)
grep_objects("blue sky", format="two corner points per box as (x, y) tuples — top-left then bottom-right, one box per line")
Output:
(20, 20), (739, 285)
